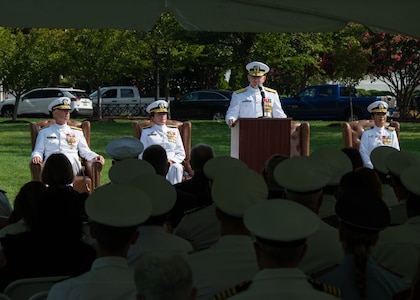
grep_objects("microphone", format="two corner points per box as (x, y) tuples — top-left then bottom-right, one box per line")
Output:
(258, 84), (265, 99)
(258, 84), (266, 117)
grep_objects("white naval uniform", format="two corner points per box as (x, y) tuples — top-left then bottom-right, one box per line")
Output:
(139, 124), (186, 184)
(31, 123), (99, 176)
(229, 268), (341, 300)
(300, 221), (343, 276)
(47, 256), (136, 300)
(127, 225), (193, 268)
(225, 85), (287, 125)
(187, 235), (258, 300)
(173, 203), (221, 250)
(359, 125), (400, 169)
(374, 215), (420, 285)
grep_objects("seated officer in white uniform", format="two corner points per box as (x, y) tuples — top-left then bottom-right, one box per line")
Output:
(225, 61), (287, 128)
(359, 100), (400, 169)
(31, 97), (105, 176)
(139, 100), (186, 184)
(227, 200), (342, 300)
(47, 184), (153, 300)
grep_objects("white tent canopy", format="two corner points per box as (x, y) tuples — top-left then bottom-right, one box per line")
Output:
(1, 0), (419, 38)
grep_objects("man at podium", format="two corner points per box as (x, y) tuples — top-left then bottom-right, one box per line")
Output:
(225, 61), (287, 128)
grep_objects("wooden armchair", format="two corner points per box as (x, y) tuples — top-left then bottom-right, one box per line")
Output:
(29, 120), (103, 193)
(132, 119), (193, 177)
(290, 121), (310, 157)
(341, 119), (400, 150)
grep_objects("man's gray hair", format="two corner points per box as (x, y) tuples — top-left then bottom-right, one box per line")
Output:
(134, 252), (194, 300)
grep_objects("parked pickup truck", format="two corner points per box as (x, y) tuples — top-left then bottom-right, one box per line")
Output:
(280, 84), (397, 121)
(90, 86), (157, 116)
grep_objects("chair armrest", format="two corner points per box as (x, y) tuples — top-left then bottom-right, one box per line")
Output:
(84, 160), (103, 189)
(29, 162), (42, 181)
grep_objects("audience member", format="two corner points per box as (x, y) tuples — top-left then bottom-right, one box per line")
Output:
(141, 144), (198, 228)
(174, 156), (248, 250)
(273, 156), (343, 275)
(0, 181), (46, 240)
(31, 97), (104, 176)
(47, 184), (152, 299)
(262, 153), (288, 199)
(105, 137), (144, 163)
(139, 100), (186, 184)
(0, 189), (12, 219)
(188, 167), (267, 300)
(228, 200), (341, 299)
(374, 163), (420, 285)
(359, 100), (400, 169)
(341, 147), (363, 170)
(126, 174), (193, 267)
(370, 146), (399, 207)
(315, 192), (407, 300)
(108, 158), (156, 184)
(134, 252), (197, 300)
(385, 150), (420, 225)
(175, 143), (215, 207)
(310, 147), (353, 219)
(0, 187), (96, 291)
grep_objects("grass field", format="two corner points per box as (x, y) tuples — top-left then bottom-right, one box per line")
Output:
(0, 117), (419, 204)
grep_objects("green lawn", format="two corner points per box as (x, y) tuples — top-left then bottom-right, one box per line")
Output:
(1, 117), (419, 204)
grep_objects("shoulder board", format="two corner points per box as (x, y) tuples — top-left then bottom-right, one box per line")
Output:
(308, 278), (342, 298)
(264, 87), (277, 93)
(70, 126), (82, 131)
(363, 126), (374, 131)
(235, 87), (248, 94)
(310, 264), (339, 278)
(184, 205), (207, 215)
(214, 280), (252, 300)
(142, 124), (153, 129)
(168, 125), (178, 128)
(379, 263), (404, 277)
(386, 126), (395, 131)
(39, 125), (52, 130)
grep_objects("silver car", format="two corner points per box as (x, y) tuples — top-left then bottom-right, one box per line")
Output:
(0, 87), (93, 118)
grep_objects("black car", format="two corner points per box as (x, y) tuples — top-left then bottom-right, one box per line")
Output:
(169, 90), (233, 120)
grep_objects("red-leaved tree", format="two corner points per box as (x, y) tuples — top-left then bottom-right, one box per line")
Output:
(362, 32), (420, 116)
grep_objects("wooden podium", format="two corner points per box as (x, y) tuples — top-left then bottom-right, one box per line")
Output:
(230, 118), (292, 174)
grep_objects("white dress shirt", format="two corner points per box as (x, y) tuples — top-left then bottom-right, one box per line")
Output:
(359, 125), (400, 169)
(47, 256), (136, 300)
(225, 85), (287, 125)
(127, 225), (193, 267)
(187, 235), (258, 300)
(31, 123), (99, 175)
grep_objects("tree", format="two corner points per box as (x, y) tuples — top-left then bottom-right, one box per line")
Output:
(362, 32), (420, 116)
(0, 28), (57, 121)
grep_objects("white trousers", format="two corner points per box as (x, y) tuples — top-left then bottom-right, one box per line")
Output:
(166, 162), (183, 184)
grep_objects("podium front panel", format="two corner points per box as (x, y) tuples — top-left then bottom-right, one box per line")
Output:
(230, 118), (291, 174)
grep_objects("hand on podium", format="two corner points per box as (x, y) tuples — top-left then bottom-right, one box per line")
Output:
(228, 118), (236, 128)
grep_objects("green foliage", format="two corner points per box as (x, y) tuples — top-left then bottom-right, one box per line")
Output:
(362, 31), (420, 115)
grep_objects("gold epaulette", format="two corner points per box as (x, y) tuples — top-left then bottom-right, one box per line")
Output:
(184, 205), (207, 215)
(386, 126), (395, 131)
(70, 126), (82, 131)
(308, 278), (342, 298)
(214, 280), (252, 300)
(235, 87), (247, 94)
(168, 124), (178, 128)
(142, 124), (153, 129)
(264, 87), (277, 93)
